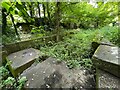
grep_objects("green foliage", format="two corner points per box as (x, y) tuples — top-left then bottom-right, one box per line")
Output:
(61, 2), (118, 29)
(17, 76), (27, 90)
(31, 26), (45, 34)
(81, 59), (93, 69)
(2, 2), (118, 43)
(0, 66), (10, 88)
(0, 66), (27, 89)
(2, 35), (19, 44)
(0, 66), (9, 78)
(2, 2), (11, 12)
(40, 26), (118, 69)
(67, 60), (80, 69)
(99, 26), (119, 46)
(3, 77), (15, 87)
(0, 66), (14, 88)
(2, 2), (34, 25)
(1, 0), (119, 69)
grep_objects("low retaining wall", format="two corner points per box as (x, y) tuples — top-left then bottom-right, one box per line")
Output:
(0, 30), (78, 66)
(3, 35), (56, 53)
(1, 34), (63, 65)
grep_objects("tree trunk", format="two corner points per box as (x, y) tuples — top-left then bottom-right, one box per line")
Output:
(43, 4), (46, 18)
(2, 8), (7, 35)
(29, 4), (33, 17)
(46, 2), (52, 28)
(38, 2), (41, 18)
(55, 1), (61, 42)
(10, 14), (19, 35)
(43, 3), (46, 25)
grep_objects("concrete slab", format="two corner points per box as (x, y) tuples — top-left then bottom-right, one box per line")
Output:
(6, 48), (40, 77)
(96, 69), (120, 89)
(92, 45), (120, 77)
(21, 57), (95, 89)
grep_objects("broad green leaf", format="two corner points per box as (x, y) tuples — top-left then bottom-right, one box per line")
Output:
(15, 2), (23, 10)
(1, 0), (10, 2)
(2, 2), (11, 12)
(9, 7), (14, 14)
(16, 0), (22, 5)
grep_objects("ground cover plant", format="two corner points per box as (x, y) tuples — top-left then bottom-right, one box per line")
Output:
(1, 1), (119, 89)
(0, 65), (27, 90)
(40, 26), (119, 69)
(1, 26), (118, 89)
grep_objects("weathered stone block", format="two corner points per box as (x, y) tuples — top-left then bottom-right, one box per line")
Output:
(21, 57), (95, 89)
(96, 69), (120, 88)
(6, 48), (40, 77)
(92, 45), (120, 77)
(90, 39), (114, 58)
(100, 38), (114, 46)
(3, 43), (20, 54)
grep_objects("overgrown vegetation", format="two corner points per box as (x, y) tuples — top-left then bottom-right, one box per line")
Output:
(40, 26), (119, 69)
(0, 65), (27, 89)
(1, 1), (118, 43)
(1, 26), (118, 89)
(1, 1), (119, 89)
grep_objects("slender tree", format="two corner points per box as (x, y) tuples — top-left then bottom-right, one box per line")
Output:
(38, 2), (41, 18)
(43, 3), (46, 18)
(2, 8), (7, 35)
(55, 1), (61, 42)
(46, 2), (52, 28)
(43, 3), (46, 25)
(10, 14), (19, 35)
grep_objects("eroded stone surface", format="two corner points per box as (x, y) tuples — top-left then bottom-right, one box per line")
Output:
(6, 48), (40, 77)
(100, 38), (114, 46)
(21, 57), (95, 89)
(92, 45), (120, 77)
(97, 69), (120, 88)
